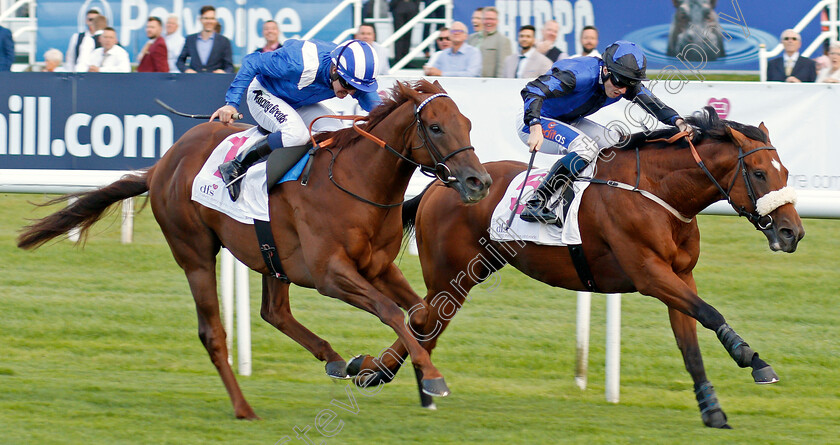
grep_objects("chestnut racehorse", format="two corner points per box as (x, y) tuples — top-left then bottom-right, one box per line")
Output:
(17, 80), (492, 419)
(347, 107), (804, 428)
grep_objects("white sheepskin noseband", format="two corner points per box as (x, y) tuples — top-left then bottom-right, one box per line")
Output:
(755, 186), (798, 216)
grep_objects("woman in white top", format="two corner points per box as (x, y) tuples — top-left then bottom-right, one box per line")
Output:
(816, 42), (840, 83)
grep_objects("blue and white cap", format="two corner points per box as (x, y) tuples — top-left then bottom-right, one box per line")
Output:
(330, 40), (380, 93)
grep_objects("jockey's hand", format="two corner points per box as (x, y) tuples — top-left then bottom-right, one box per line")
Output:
(528, 124), (544, 153)
(210, 105), (239, 124)
(675, 118), (695, 139)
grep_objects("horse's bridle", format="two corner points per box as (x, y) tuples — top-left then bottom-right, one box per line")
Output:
(681, 131), (777, 229)
(307, 93), (474, 208)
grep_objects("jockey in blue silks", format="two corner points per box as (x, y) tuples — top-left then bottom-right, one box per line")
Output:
(518, 40), (693, 224)
(211, 39), (383, 201)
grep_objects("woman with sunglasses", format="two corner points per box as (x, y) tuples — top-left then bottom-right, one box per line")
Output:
(518, 40), (692, 224)
(210, 39), (382, 201)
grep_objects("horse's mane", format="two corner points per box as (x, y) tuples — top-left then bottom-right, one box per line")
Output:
(312, 80), (445, 148)
(627, 105), (768, 150)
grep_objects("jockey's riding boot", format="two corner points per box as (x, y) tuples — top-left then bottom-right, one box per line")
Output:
(520, 153), (589, 224)
(218, 139), (274, 201)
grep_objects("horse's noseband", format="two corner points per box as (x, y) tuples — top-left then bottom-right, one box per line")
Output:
(411, 93), (475, 184)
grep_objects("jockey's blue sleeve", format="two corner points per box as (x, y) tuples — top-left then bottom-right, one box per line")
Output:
(627, 84), (680, 126)
(224, 51), (264, 108)
(521, 68), (576, 127)
(354, 89), (383, 112)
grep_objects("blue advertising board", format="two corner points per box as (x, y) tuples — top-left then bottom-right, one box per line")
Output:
(452, 0), (825, 71)
(0, 72), (247, 170)
(37, 0), (351, 66)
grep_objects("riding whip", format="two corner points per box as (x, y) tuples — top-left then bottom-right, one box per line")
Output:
(506, 149), (538, 230)
(154, 98), (243, 121)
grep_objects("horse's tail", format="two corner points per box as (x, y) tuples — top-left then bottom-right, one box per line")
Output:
(17, 169), (151, 250)
(402, 182), (434, 235)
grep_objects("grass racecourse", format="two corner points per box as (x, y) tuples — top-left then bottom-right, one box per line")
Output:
(1, 193), (838, 444)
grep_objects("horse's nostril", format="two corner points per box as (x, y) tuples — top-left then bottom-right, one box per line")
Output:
(466, 176), (483, 191)
(780, 228), (795, 240)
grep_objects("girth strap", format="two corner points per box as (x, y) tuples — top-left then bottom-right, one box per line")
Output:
(254, 219), (290, 283)
(567, 244), (598, 292)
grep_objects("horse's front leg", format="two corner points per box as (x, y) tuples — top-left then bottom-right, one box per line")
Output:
(259, 276), (348, 379)
(667, 274), (730, 428)
(632, 258), (779, 385)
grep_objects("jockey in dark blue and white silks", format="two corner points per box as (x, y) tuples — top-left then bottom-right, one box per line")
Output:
(211, 39), (383, 201)
(518, 40), (693, 224)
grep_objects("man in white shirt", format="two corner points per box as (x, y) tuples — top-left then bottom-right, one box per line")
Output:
(64, 9), (99, 72)
(88, 28), (131, 73)
(502, 25), (552, 78)
(354, 24), (390, 75)
(164, 15), (185, 73)
(570, 26), (600, 58)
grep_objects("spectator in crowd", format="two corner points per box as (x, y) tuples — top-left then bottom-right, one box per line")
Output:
(355, 23), (389, 74)
(502, 25), (552, 78)
(257, 20), (281, 53)
(0, 24), (13, 72)
(536, 20), (563, 62)
(474, 7), (511, 78)
(468, 7), (484, 46)
(570, 26), (600, 58)
(177, 6), (234, 73)
(817, 42), (840, 83)
(137, 17), (169, 72)
(64, 9), (99, 72)
(43, 48), (65, 72)
(766, 29), (816, 83)
(813, 41), (830, 71)
(424, 26), (450, 69)
(389, 0), (419, 61)
(424, 21), (481, 77)
(164, 15), (185, 72)
(88, 27), (131, 72)
(91, 14), (108, 47)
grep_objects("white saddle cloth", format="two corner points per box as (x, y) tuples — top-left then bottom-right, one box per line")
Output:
(191, 127), (270, 224)
(488, 165), (594, 246)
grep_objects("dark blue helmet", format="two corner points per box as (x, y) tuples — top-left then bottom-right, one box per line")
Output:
(602, 41), (647, 87)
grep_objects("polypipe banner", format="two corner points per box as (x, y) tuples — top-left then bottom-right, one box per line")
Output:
(452, 0), (825, 71)
(36, 0), (350, 66)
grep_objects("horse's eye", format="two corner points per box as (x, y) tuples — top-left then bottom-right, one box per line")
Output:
(430, 124), (443, 134)
(753, 170), (766, 181)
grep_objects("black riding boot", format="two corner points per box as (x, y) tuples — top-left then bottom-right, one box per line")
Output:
(218, 140), (274, 201)
(520, 159), (579, 224)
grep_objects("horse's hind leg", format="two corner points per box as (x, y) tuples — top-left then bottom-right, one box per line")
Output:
(259, 276), (347, 378)
(161, 222), (257, 420)
(668, 307), (730, 429)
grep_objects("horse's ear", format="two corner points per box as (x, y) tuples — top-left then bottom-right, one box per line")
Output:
(724, 125), (750, 148)
(758, 122), (772, 143)
(432, 79), (447, 93)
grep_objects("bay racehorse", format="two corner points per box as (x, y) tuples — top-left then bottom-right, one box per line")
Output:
(346, 107), (804, 428)
(17, 80), (492, 419)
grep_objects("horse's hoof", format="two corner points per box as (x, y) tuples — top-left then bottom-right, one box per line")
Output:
(325, 360), (349, 379)
(423, 402), (437, 410)
(752, 365), (779, 384)
(421, 377), (450, 397)
(345, 355), (368, 377)
(702, 408), (729, 429)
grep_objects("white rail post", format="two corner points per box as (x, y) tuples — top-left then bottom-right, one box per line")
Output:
(120, 198), (134, 244)
(220, 249), (235, 366)
(235, 260), (252, 376)
(575, 291), (592, 390)
(605, 293), (622, 403)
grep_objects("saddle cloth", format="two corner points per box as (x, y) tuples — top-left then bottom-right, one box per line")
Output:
(488, 164), (594, 246)
(191, 126), (310, 224)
